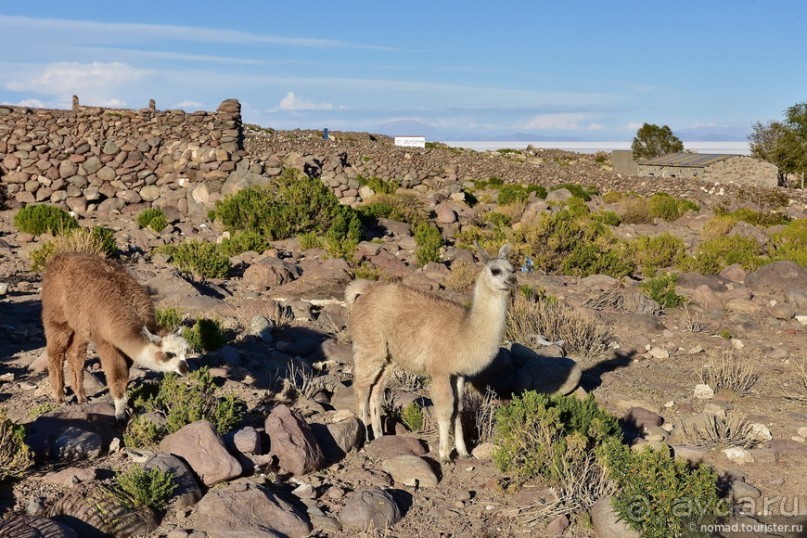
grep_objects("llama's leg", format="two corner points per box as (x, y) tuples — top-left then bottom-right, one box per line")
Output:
(66, 337), (88, 404)
(96, 341), (130, 421)
(45, 325), (72, 403)
(430, 374), (455, 462)
(368, 365), (393, 438)
(353, 355), (383, 438)
(452, 375), (470, 458)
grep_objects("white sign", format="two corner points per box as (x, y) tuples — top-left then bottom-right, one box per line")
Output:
(394, 136), (426, 148)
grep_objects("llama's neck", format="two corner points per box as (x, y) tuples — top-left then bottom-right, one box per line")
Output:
(459, 276), (509, 375)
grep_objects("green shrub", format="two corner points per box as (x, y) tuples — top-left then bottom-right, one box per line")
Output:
(155, 308), (184, 332)
(647, 192), (699, 221)
(0, 411), (33, 481)
(29, 226), (111, 271)
(678, 234), (763, 274)
(217, 231), (269, 257)
(159, 240), (229, 281)
(592, 210), (621, 227)
(129, 367), (245, 438)
(598, 438), (723, 538)
(630, 233), (686, 272)
(357, 176), (400, 195)
(137, 208), (168, 232)
(298, 232), (323, 251)
(351, 262), (383, 281)
(14, 204), (78, 235)
(123, 414), (163, 449)
(714, 207), (789, 227)
(483, 211), (513, 228)
(493, 391), (621, 485)
(401, 402), (424, 433)
(115, 465), (176, 511)
(769, 218), (807, 266)
(414, 222), (443, 265)
(640, 273), (684, 308)
(561, 243), (634, 278)
(182, 318), (227, 352)
(210, 169), (362, 243)
(497, 184), (547, 205)
(91, 226), (117, 256)
(618, 196), (653, 224)
(28, 402), (58, 419)
(357, 192), (429, 227)
(551, 183), (599, 201)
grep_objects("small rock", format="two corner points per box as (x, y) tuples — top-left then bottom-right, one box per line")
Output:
(471, 442), (497, 460)
(648, 346), (669, 359)
(0, 282), (8, 296)
(723, 446), (755, 464)
(339, 488), (402, 532)
(382, 455), (439, 487)
(748, 423), (772, 443)
(694, 384), (714, 400)
(590, 496), (640, 538)
(623, 407), (664, 431)
(52, 427), (103, 461)
(159, 421), (242, 486)
(546, 514), (570, 536)
(731, 481), (761, 501)
(266, 404), (325, 475)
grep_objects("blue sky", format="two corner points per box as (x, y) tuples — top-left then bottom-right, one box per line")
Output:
(0, 1), (805, 141)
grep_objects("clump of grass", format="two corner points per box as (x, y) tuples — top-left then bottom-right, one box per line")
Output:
(157, 240), (230, 281)
(0, 411), (34, 481)
(357, 192), (429, 227)
(115, 465), (176, 511)
(357, 176), (400, 195)
(13, 204), (78, 235)
(217, 231), (269, 257)
(680, 412), (761, 450)
(498, 184), (547, 205)
(136, 208), (168, 232)
(639, 273), (684, 309)
(699, 352), (758, 395)
(769, 218), (807, 266)
(126, 367), (245, 446)
(414, 222), (443, 265)
(678, 234), (763, 274)
(506, 295), (610, 362)
(401, 402), (424, 433)
(28, 402), (58, 419)
(29, 226), (114, 271)
(444, 258), (479, 291)
(630, 233), (686, 274)
(550, 183), (599, 201)
(182, 318), (227, 352)
(462, 386), (500, 446)
(647, 192), (699, 221)
(155, 308), (184, 332)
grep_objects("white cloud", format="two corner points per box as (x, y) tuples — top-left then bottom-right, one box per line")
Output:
(174, 100), (206, 109)
(271, 91), (341, 112)
(519, 113), (605, 131)
(5, 61), (146, 99)
(627, 122), (644, 130)
(2, 98), (45, 108)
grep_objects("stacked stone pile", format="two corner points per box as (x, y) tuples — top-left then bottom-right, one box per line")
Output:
(0, 98), (243, 215)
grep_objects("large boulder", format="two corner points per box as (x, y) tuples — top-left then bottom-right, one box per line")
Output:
(265, 404), (325, 475)
(159, 420), (242, 486)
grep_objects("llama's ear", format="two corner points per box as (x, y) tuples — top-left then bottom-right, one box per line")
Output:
(474, 241), (492, 262)
(498, 243), (512, 259)
(143, 327), (162, 344)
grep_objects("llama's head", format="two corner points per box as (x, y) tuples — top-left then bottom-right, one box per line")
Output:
(477, 242), (517, 292)
(139, 328), (190, 374)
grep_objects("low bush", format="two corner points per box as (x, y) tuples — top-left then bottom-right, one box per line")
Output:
(769, 218), (807, 266)
(357, 176), (400, 195)
(414, 222), (443, 265)
(127, 367), (245, 443)
(640, 273), (684, 308)
(630, 233), (686, 273)
(29, 226), (114, 271)
(551, 183), (599, 201)
(14, 204), (78, 235)
(598, 438), (723, 538)
(210, 169), (363, 246)
(678, 234), (763, 274)
(155, 308), (184, 332)
(647, 192), (699, 221)
(0, 411), (33, 481)
(401, 402), (424, 433)
(714, 207), (789, 227)
(182, 318), (227, 352)
(506, 294), (611, 362)
(115, 465), (176, 511)
(493, 391), (621, 485)
(158, 240), (230, 281)
(136, 208), (168, 232)
(498, 184), (547, 205)
(217, 231), (268, 258)
(357, 192), (429, 227)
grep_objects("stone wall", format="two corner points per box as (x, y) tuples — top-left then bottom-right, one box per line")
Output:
(702, 155), (779, 187)
(638, 155), (779, 187)
(0, 98), (243, 216)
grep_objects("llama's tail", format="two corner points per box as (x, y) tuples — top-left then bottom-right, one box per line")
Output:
(345, 279), (372, 307)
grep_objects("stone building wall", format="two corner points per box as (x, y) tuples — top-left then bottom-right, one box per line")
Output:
(638, 155), (779, 187)
(0, 98), (243, 216)
(702, 155), (779, 187)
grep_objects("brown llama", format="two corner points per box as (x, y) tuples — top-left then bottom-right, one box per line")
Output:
(41, 253), (189, 420)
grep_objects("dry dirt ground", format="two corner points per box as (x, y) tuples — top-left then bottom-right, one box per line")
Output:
(1, 193), (807, 537)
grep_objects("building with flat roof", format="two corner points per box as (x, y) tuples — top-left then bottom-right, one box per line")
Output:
(637, 153), (778, 187)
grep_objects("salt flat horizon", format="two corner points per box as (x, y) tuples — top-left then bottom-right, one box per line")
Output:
(442, 140), (751, 155)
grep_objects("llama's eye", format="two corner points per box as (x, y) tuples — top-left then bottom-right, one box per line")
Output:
(166, 352), (176, 359)
(491, 268), (501, 276)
